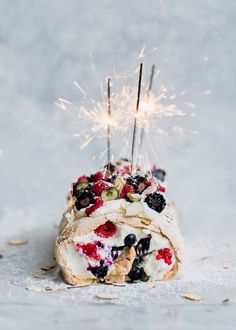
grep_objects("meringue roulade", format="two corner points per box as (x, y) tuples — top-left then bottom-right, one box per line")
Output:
(55, 161), (183, 285)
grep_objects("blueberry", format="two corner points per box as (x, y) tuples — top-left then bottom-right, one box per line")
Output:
(144, 193), (166, 213)
(124, 234), (137, 247)
(128, 266), (141, 281)
(152, 168), (166, 182)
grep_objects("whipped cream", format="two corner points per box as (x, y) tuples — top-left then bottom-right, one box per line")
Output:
(64, 223), (175, 280)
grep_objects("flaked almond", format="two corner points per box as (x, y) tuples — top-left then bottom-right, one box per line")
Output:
(32, 273), (46, 279)
(8, 239), (28, 246)
(181, 294), (202, 301)
(126, 202), (144, 217)
(96, 293), (119, 300)
(140, 218), (151, 226)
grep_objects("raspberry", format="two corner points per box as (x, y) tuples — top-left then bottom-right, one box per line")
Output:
(157, 184), (166, 193)
(85, 197), (104, 216)
(156, 248), (172, 265)
(94, 221), (116, 238)
(91, 181), (109, 196)
(77, 175), (89, 183)
(75, 242), (101, 261)
(91, 171), (104, 182)
(120, 184), (134, 199)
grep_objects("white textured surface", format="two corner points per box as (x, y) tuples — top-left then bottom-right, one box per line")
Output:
(0, 0), (236, 329)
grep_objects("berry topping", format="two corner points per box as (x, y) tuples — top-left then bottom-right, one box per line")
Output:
(94, 221), (117, 238)
(91, 181), (109, 196)
(120, 184), (135, 199)
(157, 184), (166, 193)
(104, 162), (116, 174)
(134, 175), (148, 193)
(91, 171), (105, 182)
(75, 190), (95, 210)
(77, 175), (89, 183)
(152, 168), (166, 182)
(88, 261), (109, 278)
(126, 192), (141, 202)
(75, 243), (101, 261)
(111, 245), (125, 260)
(136, 235), (152, 257)
(144, 192), (166, 213)
(101, 187), (119, 201)
(85, 197), (104, 216)
(156, 248), (172, 265)
(74, 182), (90, 192)
(128, 258), (141, 281)
(124, 234), (137, 247)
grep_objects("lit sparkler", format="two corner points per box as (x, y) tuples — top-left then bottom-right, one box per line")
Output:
(131, 62), (143, 170)
(107, 78), (112, 166)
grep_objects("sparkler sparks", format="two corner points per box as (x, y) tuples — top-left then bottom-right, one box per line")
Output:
(56, 58), (198, 169)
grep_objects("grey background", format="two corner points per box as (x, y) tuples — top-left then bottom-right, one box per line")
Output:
(0, 1), (236, 329)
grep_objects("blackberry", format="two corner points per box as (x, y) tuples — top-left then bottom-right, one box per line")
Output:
(144, 193), (166, 213)
(111, 246), (124, 260)
(106, 175), (117, 183)
(152, 168), (166, 182)
(88, 260), (108, 279)
(133, 175), (148, 193)
(104, 163), (116, 174)
(75, 190), (95, 210)
(126, 175), (148, 193)
(136, 235), (151, 257)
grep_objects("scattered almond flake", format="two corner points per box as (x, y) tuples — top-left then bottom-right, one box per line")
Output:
(26, 286), (65, 292)
(67, 284), (92, 289)
(41, 264), (56, 272)
(96, 293), (119, 300)
(26, 287), (45, 292)
(32, 273), (46, 279)
(181, 294), (202, 301)
(148, 282), (158, 289)
(223, 264), (230, 270)
(8, 239), (28, 246)
(140, 218), (151, 226)
(199, 256), (208, 262)
(222, 298), (231, 304)
(112, 283), (126, 287)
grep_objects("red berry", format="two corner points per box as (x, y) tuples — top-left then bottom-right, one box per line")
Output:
(91, 181), (109, 196)
(91, 171), (104, 182)
(120, 185), (134, 199)
(94, 221), (116, 238)
(156, 248), (172, 265)
(157, 184), (166, 193)
(77, 175), (89, 183)
(85, 197), (104, 216)
(75, 242), (101, 260)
